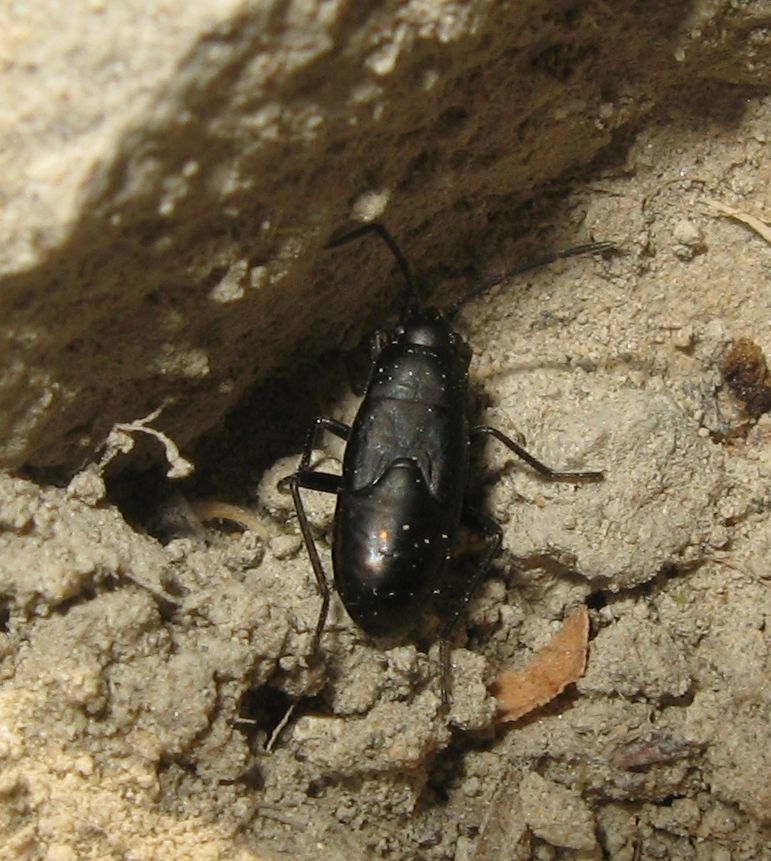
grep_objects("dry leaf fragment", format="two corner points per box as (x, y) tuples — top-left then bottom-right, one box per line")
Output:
(493, 606), (590, 723)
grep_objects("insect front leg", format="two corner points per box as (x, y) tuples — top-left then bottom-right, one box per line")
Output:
(280, 417), (350, 656)
(281, 416), (351, 477)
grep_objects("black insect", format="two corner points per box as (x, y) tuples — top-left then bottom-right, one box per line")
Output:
(282, 224), (609, 705)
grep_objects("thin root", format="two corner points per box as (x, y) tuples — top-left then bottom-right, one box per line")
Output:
(701, 196), (771, 245)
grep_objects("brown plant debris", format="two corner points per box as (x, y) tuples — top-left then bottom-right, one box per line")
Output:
(493, 605), (590, 723)
(720, 338), (771, 419)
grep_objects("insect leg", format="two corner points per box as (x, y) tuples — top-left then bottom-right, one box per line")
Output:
(438, 506), (503, 711)
(295, 416), (350, 473)
(281, 417), (351, 655)
(284, 470), (341, 655)
(471, 425), (604, 482)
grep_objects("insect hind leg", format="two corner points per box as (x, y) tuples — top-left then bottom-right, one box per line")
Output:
(280, 416), (350, 656)
(438, 506), (503, 712)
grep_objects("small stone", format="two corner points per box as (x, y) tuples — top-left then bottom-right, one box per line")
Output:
(672, 324), (694, 350)
(672, 219), (706, 259)
(520, 773), (597, 852)
(270, 533), (303, 559)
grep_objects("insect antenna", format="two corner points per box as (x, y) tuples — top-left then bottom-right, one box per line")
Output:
(446, 240), (615, 320)
(326, 223), (421, 319)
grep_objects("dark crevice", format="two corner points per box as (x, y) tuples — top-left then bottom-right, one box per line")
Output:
(236, 685), (295, 743)
(585, 590), (607, 610)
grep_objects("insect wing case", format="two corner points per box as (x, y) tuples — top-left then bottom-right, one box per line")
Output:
(333, 331), (470, 635)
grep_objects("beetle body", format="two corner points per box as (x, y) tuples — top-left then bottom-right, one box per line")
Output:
(333, 310), (471, 634)
(282, 224), (607, 702)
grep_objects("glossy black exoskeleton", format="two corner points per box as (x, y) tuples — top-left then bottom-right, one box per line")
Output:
(282, 224), (609, 705)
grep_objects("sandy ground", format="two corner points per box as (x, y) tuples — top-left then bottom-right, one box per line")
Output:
(2, 2), (771, 859)
(2, 80), (770, 860)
